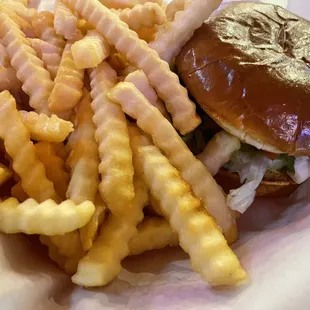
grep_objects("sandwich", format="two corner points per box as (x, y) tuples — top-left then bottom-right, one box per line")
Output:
(175, 2), (310, 213)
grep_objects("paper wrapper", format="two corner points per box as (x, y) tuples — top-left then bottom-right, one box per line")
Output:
(1, 1), (310, 309)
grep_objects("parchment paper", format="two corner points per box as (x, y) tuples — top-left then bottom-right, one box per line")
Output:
(1, 1), (310, 309)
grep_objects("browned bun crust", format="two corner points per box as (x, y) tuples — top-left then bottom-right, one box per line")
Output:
(215, 168), (299, 198)
(175, 2), (310, 156)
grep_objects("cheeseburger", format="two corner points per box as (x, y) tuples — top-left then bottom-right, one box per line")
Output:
(175, 2), (310, 213)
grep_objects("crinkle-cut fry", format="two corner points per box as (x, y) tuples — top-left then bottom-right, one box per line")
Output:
(0, 44), (10, 67)
(107, 51), (128, 73)
(165, 0), (185, 21)
(11, 181), (28, 202)
(62, 0), (200, 135)
(0, 13), (54, 115)
(29, 38), (62, 80)
(66, 89), (99, 204)
(77, 19), (93, 34)
(35, 141), (70, 200)
(89, 61), (134, 217)
(197, 131), (241, 176)
(98, 0), (135, 9)
(131, 132), (246, 285)
(19, 110), (73, 143)
(71, 30), (110, 69)
(149, 0), (222, 64)
(0, 0), (36, 23)
(148, 195), (164, 216)
(32, 11), (66, 49)
(0, 163), (12, 186)
(52, 142), (69, 161)
(0, 66), (21, 92)
(0, 198), (95, 235)
(72, 176), (148, 287)
(54, 0), (78, 40)
(0, 91), (58, 202)
(108, 83), (236, 242)
(79, 194), (107, 251)
(0, 3), (35, 38)
(129, 217), (179, 256)
(136, 26), (158, 43)
(125, 70), (170, 120)
(136, 0), (163, 5)
(111, 3), (165, 31)
(48, 43), (84, 113)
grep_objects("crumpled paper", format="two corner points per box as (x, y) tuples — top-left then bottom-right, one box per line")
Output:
(1, 1), (310, 309)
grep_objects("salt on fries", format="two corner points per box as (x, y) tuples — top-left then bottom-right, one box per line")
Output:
(0, 0), (249, 289)
(62, 0), (201, 135)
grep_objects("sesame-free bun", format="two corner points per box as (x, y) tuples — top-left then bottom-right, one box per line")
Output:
(175, 2), (310, 156)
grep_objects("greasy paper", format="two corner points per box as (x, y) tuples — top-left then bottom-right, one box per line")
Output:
(1, 1), (310, 310)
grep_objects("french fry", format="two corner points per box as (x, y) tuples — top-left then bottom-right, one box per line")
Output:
(0, 44), (10, 67)
(52, 142), (68, 161)
(0, 66), (21, 92)
(0, 91), (58, 202)
(62, 0), (201, 135)
(136, 0), (163, 5)
(149, 0), (222, 64)
(29, 38), (62, 80)
(0, 13), (54, 114)
(89, 61), (134, 217)
(76, 19), (93, 33)
(12, 0), (28, 6)
(197, 131), (241, 176)
(108, 82), (237, 242)
(0, 0), (36, 23)
(66, 89), (99, 204)
(165, 0), (185, 21)
(35, 141), (70, 200)
(0, 163), (12, 186)
(98, 0), (135, 9)
(11, 181), (28, 202)
(72, 176), (148, 287)
(79, 194), (107, 251)
(125, 70), (170, 120)
(54, 0), (78, 40)
(71, 30), (110, 69)
(107, 50), (128, 73)
(111, 3), (166, 31)
(32, 11), (66, 49)
(48, 43), (84, 113)
(136, 26), (158, 43)
(128, 217), (179, 256)
(148, 195), (164, 216)
(130, 128), (246, 285)
(19, 110), (73, 142)
(0, 198), (95, 235)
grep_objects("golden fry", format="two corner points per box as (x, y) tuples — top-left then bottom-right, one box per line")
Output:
(130, 128), (246, 286)
(89, 61), (134, 217)
(62, 0), (201, 135)
(0, 66), (21, 92)
(0, 0), (36, 23)
(0, 163), (12, 186)
(128, 217), (179, 256)
(0, 91), (58, 202)
(20, 110), (73, 142)
(11, 181), (28, 202)
(48, 43), (84, 113)
(0, 198), (95, 235)
(165, 0), (185, 21)
(109, 82), (236, 241)
(148, 194), (164, 216)
(71, 30), (110, 69)
(98, 0), (135, 9)
(107, 50), (128, 73)
(136, 26), (158, 43)
(76, 19), (93, 33)
(0, 13), (54, 114)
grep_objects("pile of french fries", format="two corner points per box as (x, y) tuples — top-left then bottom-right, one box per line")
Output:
(0, 0), (247, 287)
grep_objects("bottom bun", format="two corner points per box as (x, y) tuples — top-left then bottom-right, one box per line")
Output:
(215, 168), (299, 198)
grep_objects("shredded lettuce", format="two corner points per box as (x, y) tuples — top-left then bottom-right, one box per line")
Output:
(287, 157), (310, 184)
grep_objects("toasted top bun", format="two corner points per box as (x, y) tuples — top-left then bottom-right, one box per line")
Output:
(175, 2), (310, 156)
(215, 168), (298, 198)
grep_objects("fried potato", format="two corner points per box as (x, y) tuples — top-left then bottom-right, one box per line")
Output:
(35, 141), (70, 200)
(128, 217), (179, 256)
(62, 0), (201, 135)
(0, 66), (21, 92)
(79, 194), (107, 251)
(11, 181), (28, 202)
(32, 11), (66, 48)
(89, 61), (134, 217)
(165, 0), (185, 21)
(0, 13), (54, 114)
(0, 0), (36, 23)
(197, 131), (241, 176)
(148, 195), (164, 216)
(0, 91), (58, 202)
(66, 89), (99, 204)
(54, 0), (78, 40)
(111, 3), (165, 31)
(76, 19), (93, 33)
(149, 0), (222, 64)
(48, 43), (84, 113)
(130, 128), (246, 286)
(0, 163), (12, 186)
(0, 198), (95, 235)
(19, 110), (73, 142)
(107, 50), (128, 73)
(135, 26), (158, 43)
(124, 70), (170, 120)
(72, 176), (148, 287)
(71, 30), (110, 69)
(98, 0), (135, 9)
(136, 0), (163, 5)
(29, 38), (62, 80)
(108, 82), (237, 241)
